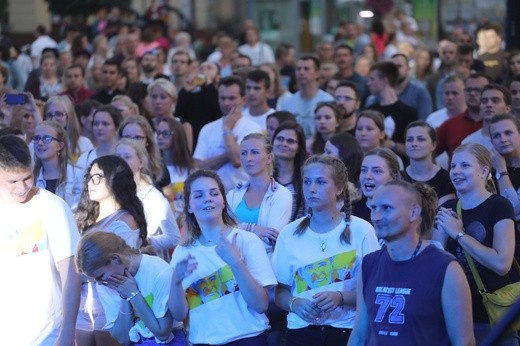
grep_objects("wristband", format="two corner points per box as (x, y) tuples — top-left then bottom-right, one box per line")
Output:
(122, 291), (140, 301)
(455, 232), (465, 242)
(288, 296), (298, 312)
(337, 291), (344, 307)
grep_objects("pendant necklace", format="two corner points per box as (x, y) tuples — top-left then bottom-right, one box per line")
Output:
(317, 234), (329, 252)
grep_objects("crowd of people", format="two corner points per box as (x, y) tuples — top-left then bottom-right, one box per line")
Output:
(1, 4), (520, 346)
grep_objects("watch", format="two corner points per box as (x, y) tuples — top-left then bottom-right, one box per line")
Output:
(496, 171), (509, 180)
(455, 232), (465, 242)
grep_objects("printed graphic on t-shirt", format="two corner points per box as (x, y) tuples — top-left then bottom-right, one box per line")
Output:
(186, 265), (238, 309)
(0, 221), (48, 257)
(455, 220), (486, 274)
(372, 286), (410, 336)
(135, 292), (154, 330)
(293, 250), (356, 293)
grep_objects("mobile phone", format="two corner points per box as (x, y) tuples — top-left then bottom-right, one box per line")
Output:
(5, 93), (27, 105)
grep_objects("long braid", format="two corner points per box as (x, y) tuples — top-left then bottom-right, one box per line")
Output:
(294, 208), (312, 235)
(340, 184), (352, 245)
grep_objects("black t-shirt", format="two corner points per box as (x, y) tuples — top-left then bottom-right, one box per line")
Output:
(44, 179), (58, 194)
(366, 100), (418, 144)
(401, 167), (455, 200)
(443, 195), (515, 323)
(175, 84), (221, 149)
(352, 196), (372, 224)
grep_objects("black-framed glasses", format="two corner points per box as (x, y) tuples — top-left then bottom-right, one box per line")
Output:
(274, 135), (298, 145)
(85, 173), (105, 185)
(31, 134), (60, 144)
(45, 111), (67, 120)
(156, 130), (173, 138)
(122, 134), (146, 141)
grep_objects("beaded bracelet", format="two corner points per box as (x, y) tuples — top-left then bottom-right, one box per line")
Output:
(122, 291), (141, 302)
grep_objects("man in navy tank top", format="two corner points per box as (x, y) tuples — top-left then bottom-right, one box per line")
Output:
(348, 181), (475, 345)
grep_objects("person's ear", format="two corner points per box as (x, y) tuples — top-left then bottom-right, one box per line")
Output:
(410, 205), (421, 222)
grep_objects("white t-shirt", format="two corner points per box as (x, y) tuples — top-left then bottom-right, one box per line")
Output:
(279, 90), (334, 138)
(170, 228), (277, 344)
(0, 188), (80, 345)
(166, 165), (189, 185)
(193, 117), (262, 192)
(271, 216), (380, 329)
(76, 148), (98, 171)
(137, 185), (181, 259)
(461, 129), (494, 151)
(242, 107), (275, 131)
(426, 108), (449, 129)
(238, 42), (275, 66)
(97, 255), (182, 342)
(77, 136), (94, 156)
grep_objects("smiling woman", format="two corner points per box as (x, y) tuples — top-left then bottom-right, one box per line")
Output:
(352, 147), (400, 224)
(32, 120), (83, 208)
(169, 169), (277, 345)
(433, 143), (517, 344)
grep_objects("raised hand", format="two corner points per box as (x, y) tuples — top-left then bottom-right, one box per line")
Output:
(172, 254), (198, 285)
(215, 232), (243, 267)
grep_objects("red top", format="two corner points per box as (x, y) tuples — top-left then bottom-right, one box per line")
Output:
(435, 109), (483, 160)
(59, 88), (95, 105)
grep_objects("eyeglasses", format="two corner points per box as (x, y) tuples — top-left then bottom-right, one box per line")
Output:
(122, 134), (146, 141)
(45, 111), (67, 121)
(464, 87), (483, 94)
(32, 134), (60, 144)
(156, 130), (173, 138)
(275, 135), (298, 145)
(85, 173), (105, 185)
(335, 95), (357, 102)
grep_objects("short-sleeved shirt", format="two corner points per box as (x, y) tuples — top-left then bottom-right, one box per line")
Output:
(443, 195), (515, 323)
(0, 188), (80, 345)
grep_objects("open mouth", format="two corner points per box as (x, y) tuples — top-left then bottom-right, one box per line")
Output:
(363, 182), (376, 191)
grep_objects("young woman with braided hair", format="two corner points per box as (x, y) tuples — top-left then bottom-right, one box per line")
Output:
(271, 155), (380, 345)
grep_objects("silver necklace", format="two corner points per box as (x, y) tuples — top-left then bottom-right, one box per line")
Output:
(317, 233), (329, 252)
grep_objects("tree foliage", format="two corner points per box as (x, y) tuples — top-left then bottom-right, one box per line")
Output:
(44, 0), (131, 17)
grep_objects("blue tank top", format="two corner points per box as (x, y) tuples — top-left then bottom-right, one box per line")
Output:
(362, 245), (455, 345)
(234, 197), (260, 224)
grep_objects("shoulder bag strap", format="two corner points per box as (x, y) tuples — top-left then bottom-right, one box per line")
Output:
(457, 200), (488, 293)
(457, 200), (520, 290)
